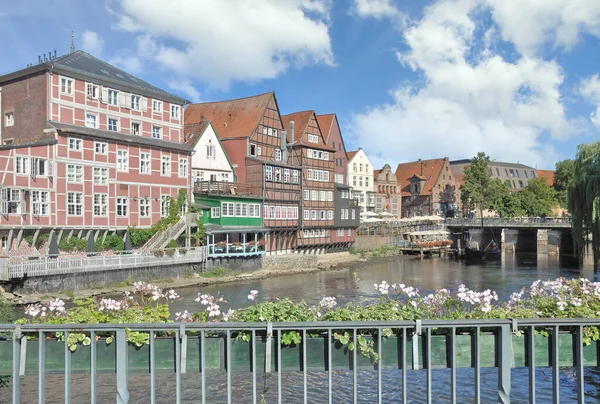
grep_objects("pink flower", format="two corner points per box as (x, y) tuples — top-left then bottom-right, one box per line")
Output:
(248, 290), (258, 301)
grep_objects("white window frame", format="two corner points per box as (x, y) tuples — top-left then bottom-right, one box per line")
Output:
(152, 126), (162, 139)
(116, 197), (129, 217)
(140, 152), (151, 174)
(117, 150), (129, 172)
(161, 155), (171, 176)
(85, 113), (98, 129)
(152, 100), (163, 112)
(15, 156), (29, 175)
(107, 89), (119, 106)
(275, 149), (282, 161)
(304, 209), (310, 220)
(67, 164), (83, 183)
(303, 190), (310, 201)
(292, 170), (299, 184)
(31, 190), (49, 216)
(94, 142), (107, 155)
(265, 166), (273, 181)
(68, 138), (82, 151)
(86, 83), (99, 98)
(108, 117), (119, 132)
(211, 207), (221, 218)
(283, 168), (290, 183)
(171, 105), (180, 119)
(161, 195), (170, 217)
(93, 193), (108, 217)
(131, 95), (141, 111)
(221, 202), (235, 217)
(178, 158), (188, 178)
(93, 167), (108, 185)
(31, 157), (47, 177)
(60, 77), (74, 95)
(5, 112), (14, 127)
(131, 122), (141, 136)
(139, 198), (151, 217)
(67, 192), (83, 216)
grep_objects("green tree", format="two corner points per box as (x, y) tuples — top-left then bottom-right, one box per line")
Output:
(193, 216), (207, 246)
(554, 159), (575, 208)
(460, 152), (493, 221)
(569, 142), (600, 267)
(517, 178), (557, 217)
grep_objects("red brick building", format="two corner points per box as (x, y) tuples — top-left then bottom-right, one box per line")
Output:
(185, 93), (301, 253)
(317, 114), (348, 185)
(0, 51), (190, 246)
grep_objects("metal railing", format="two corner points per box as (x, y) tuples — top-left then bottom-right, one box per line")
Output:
(445, 217), (572, 228)
(193, 181), (262, 197)
(4, 246), (208, 279)
(0, 319), (596, 403)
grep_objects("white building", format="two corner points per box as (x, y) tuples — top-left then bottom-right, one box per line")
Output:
(185, 121), (235, 183)
(347, 148), (375, 212)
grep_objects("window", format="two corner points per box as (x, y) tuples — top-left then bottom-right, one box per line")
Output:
(265, 166), (273, 181)
(95, 142), (107, 154)
(161, 156), (171, 175)
(335, 173), (343, 184)
(353, 176), (356, 186)
(531, 170), (536, 178)
(275, 149), (282, 161)
(139, 199), (151, 217)
(93, 167), (108, 185)
(505, 168), (509, 176)
(171, 105), (180, 119)
(496, 168), (500, 176)
(60, 77), (73, 95)
(152, 126), (162, 139)
(323, 151), (329, 160)
(86, 83), (99, 98)
(347, 229), (351, 236)
(108, 118), (119, 132)
(359, 177), (363, 187)
(274, 167), (282, 182)
(67, 192), (83, 216)
(178, 158), (188, 178)
(116, 197), (128, 217)
(353, 163), (357, 172)
(161, 195), (170, 217)
(93, 194), (108, 216)
(292, 170), (299, 184)
(15, 156), (29, 175)
(519, 181), (524, 188)
(352, 210), (356, 220)
(304, 190), (310, 200)
(320, 190), (325, 201)
(0, 189), (23, 214)
(250, 144), (257, 156)
(31, 158), (47, 176)
(365, 177), (369, 187)
(85, 113), (97, 128)
(131, 122), (140, 136)
(5, 112), (14, 127)
(206, 144), (216, 159)
(221, 202), (235, 217)
(140, 152), (150, 174)
(304, 209), (310, 220)
(524, 171), (529, 179)
(220, 172), (228, 182)
(131, 95), (141, 110)
(311, 210), (317, 220)
(516, 170), (520, 178)
(117, 150), (129, 172)
(311, 190), (318, 200)
(69, 138), (82, 151)
(31, 190), (49, 216)
(284, 168), (290, 183)
(67, 164), (83, 183)
(152, 100), (163, 112)
(308, 134), (318, 143)
(512, 180), (516, 188)
(107, 89), (118, 105)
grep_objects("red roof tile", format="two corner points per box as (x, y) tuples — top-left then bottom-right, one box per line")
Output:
(395, 158), (448, 197)
(282, 111), (336, 151)
(316, 114), (335, 142)
(184, 120), (211, 148)
(185, 92), (274, 139)
(347, 150), (358, 161)
(537, 169), (555, 186)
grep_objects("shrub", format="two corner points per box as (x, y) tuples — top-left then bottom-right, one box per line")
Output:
(96, 234), (125, 251)
(58, 237), (88, 252)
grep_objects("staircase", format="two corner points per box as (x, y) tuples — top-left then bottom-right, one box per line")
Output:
(144, 214), (198, 250)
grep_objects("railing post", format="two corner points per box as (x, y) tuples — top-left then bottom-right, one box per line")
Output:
(116, 329), (129, 404)
(12, 325), (21, 404)
(497, 324), (511, 403)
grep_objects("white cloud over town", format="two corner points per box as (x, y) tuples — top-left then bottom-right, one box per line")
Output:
(80, 30), (104, 57)
(580, 75), (600, 128)
(110, 0), (334, 89)
(351, 0), (599, 169)
(353, 0), (400, 19)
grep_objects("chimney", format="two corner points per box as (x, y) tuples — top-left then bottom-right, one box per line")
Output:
(359, 147), (363, 150)
(38, 55), (42, 64)
(290, 121), (295, 144)
(200, 114), (206, 123)
(281, 130), (288, 161)
(54, 50), (57, 59)
(48, 52), (52, 61)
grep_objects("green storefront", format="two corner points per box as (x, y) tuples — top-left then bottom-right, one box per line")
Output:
(194, 194), (268, 257)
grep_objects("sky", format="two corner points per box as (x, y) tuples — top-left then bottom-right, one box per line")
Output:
(1, 0), (600, 170)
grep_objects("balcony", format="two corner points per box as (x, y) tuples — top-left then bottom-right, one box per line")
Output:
(206, 227), (268, 258)
(193, 181), (262, 197)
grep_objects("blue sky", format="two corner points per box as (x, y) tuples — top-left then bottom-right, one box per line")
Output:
(2, 0), (600, 170)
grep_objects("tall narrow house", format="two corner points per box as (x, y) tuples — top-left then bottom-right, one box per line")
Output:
(282, 111), (336, 251)
(185, 93), (301, 253)
(0, 50), (190, 249)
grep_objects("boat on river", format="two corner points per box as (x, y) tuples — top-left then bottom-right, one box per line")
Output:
(465, 240), (501, 261)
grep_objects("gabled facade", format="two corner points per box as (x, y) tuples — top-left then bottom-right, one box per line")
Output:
(0, 50), (190, 241)
(318, 114), (348, 185)
(185, 121), (234, 183)
(347, 148), (375, 212)
(282, 111), (336, 249)
(396, 157), (459, 217)
(373, 164), (400, 216)
(185, 92), (301, 253)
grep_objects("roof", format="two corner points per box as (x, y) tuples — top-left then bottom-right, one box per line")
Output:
(347, 150), (358, 161)
(185, 92), (275, 139)
(395, 158), (447, 197)
(49, 121), (191, 153)
(537, 169), (555, 186)
(281, 111), (335, 151)
(0, 51), (188, 105)
(373, 169), (381, 179)
(450, 159), (535, 170)
(184, 120), (211, 148)
(316, 114), (335, 142)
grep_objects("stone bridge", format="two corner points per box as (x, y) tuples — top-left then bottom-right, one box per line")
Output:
(445, 218), (574, 255)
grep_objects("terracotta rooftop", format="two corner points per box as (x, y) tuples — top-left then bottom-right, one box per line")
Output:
(373, 169), (381, 179)
(185, 92), (274, 139)
(396, 158), (448, 197)
(316, 114), (335, 142)
(184, 120), (211, 148)
(537, 169), (555, 186)
(347, 150), (358, 161)
(282, 111), (335, 151)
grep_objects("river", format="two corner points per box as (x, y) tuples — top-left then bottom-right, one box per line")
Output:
(169, 253), (595, 314)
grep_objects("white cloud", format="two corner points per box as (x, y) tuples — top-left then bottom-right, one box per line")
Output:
(109, 55), (143, 74)
(580, 75), (600, 128)
(353, 0), (400, 19)
(351, 0), (583, 169)
(80, 31), (104, 57)
(111, 0), (334, 88)
(168, 79), (201, 103)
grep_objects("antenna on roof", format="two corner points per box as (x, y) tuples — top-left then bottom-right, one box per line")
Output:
(70, 29), (75, 54)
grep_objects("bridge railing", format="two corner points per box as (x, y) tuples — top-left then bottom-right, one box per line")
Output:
(0, 318), (594, 403)
(445, 217), (572, 227)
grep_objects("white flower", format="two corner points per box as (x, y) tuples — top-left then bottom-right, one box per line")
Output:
(319, 297), (337, 309)
(259, 315), (265, 321)
(223, 309), (235, 322)
(166, 289), (179, 300)
(571, 297), (583, 307)
(248, 290), (258, 301)
(375, 281), (390, 294)
(176, 310), (193, 322)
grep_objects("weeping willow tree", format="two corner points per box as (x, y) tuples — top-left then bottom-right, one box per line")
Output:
(569, 142), (600, 267)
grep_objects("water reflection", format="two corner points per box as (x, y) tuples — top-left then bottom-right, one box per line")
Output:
(170, 253), (595, 314)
